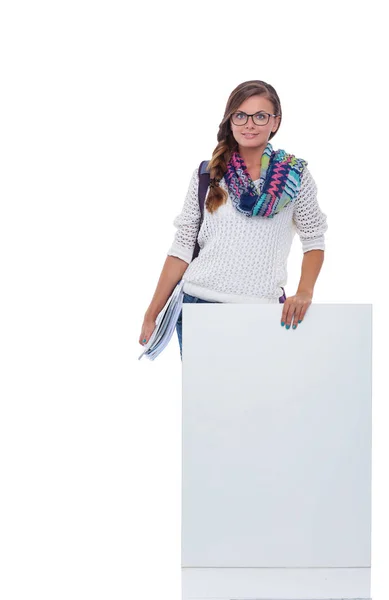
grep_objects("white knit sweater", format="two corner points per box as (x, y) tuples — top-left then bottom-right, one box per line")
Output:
(167, 164), (328, 303)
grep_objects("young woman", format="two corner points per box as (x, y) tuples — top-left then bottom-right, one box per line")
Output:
(139, 80), (328, 360)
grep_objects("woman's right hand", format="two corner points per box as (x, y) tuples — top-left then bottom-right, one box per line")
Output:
(139, 315), (157, 347)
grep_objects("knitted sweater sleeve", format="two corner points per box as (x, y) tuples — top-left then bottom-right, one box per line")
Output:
(167, 167), (200, 264)
(293, 166), (328, 252)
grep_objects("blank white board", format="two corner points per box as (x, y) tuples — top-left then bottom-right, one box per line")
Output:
(181, 303), (372, 600)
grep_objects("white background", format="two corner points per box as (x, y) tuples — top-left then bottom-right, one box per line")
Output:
(0, 1), (387, 599)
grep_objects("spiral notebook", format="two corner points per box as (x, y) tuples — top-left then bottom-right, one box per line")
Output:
(138, 279), (185, 361)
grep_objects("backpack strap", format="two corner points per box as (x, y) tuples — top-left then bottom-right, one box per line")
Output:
(192, 160), (210, 261)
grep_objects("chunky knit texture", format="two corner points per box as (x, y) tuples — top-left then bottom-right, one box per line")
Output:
(167, 164), (328, 304)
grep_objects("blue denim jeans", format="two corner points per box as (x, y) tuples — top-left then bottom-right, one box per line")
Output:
(176, 288), (286, 360)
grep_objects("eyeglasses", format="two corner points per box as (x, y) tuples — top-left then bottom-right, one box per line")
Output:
(231, 111), (279, 126)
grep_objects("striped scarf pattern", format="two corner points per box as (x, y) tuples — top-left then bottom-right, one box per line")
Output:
(224, 142), (308, 218)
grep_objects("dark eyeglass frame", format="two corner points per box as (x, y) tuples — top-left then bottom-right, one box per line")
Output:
(230, 110), (280, 126)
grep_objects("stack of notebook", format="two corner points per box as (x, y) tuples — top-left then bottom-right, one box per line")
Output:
(138, 279), (185, 361)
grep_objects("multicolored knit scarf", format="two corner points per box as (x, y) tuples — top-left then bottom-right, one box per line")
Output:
(223, 141), (308, 218)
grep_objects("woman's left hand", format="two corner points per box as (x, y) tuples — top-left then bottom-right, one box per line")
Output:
(281, 290), (313, 330)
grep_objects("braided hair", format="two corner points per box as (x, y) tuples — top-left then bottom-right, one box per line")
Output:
(205, 80), (282, 214)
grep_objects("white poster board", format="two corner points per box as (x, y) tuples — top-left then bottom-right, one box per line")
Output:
(181, 303), (372, 600)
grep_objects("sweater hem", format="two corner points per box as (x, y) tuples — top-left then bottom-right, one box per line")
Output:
(182, 281), (283, 304)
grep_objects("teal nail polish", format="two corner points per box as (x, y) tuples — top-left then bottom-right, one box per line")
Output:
(298, 320), (302, 323)
(286, 324), (290, 330)
(281, 321), (285, 326)
(292, 324), (297, 329)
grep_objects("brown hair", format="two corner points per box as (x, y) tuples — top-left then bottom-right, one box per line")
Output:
(205, 80), (282, 214)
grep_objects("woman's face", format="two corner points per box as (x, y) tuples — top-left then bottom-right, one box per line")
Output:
(229, 95), (280, 149)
